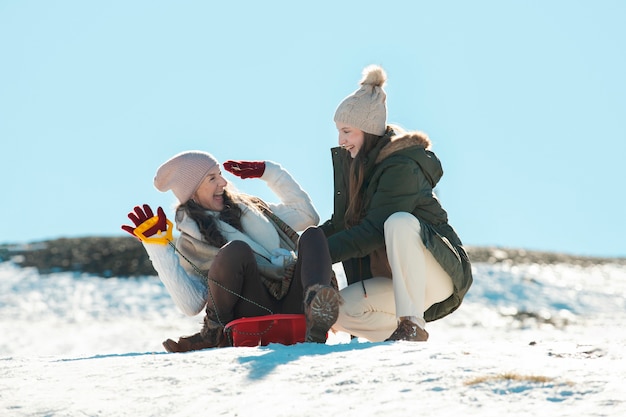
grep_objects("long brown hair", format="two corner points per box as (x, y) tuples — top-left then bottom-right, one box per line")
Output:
(344, 125), (405, 227)
(344, 131), (384, 227)
(179, 189), (255, 247)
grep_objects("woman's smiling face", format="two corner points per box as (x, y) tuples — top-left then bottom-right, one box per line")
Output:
(336, 121), (365, 158)
(192, 165), (228, 211)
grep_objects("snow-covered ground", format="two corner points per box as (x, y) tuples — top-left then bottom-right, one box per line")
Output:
(1, 259), (625, 416)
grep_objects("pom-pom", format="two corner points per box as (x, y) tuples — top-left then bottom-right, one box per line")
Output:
(360, 65), (387, 88)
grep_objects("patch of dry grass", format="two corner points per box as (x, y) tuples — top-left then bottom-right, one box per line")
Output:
(465, 372), (569, 386)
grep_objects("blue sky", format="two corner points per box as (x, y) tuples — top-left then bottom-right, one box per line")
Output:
(1, 1), (625, 257)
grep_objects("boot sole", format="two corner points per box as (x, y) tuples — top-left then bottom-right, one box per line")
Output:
(306, 286), (341, 343)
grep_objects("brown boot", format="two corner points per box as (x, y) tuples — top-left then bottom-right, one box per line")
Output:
(201, 316), (230, 346)
(163, 320), (230, 353)
(163, 332), (220, 353)
(304, 284), (342, 343)
(385, 318), (429, 342)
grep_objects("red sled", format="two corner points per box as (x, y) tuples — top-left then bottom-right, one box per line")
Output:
(224, 314), (306, 347)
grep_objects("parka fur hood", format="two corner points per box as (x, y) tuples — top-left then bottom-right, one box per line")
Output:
(375, 131), (432, 162)
(375, 131), (443, 189)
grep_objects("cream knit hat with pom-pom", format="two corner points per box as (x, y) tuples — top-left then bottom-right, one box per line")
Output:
(333, 65), (388, 136)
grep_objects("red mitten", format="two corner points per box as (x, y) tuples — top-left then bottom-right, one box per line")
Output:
(223, 160), (266, 179)
(121, 204), (167, 239)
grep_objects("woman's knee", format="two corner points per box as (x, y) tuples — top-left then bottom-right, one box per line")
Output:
(384, 212), (420, 235)
(299, 226), (325, 247)
(219, 240), (253, 257)
(210, 240), (258, 288)
(214, 240), (255, 267)
(297, 226), (330, 259)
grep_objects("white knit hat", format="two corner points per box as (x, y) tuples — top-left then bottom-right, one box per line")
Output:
(333, 65), (388, 136)
(154, 151), (219, 203)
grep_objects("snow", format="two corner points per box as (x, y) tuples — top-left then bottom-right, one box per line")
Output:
(1, 260), (625, 416)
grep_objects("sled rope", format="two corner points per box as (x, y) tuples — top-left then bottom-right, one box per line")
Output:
(135, 216), (280, 343)
(167, 241), (275, 324)
(168, 241), (279, 344)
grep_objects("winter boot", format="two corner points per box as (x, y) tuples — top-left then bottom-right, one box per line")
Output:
(201, 316), (232, 347)
(303, 284), (341, 343)
(163, 332), (217, 353)
(385, 318), (429, 342)
(162, 318), (230, 353)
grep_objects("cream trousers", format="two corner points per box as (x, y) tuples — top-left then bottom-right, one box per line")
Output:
(333, 212), (454, 342)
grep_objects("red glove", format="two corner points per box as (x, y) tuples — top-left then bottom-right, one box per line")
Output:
(121, 204), (167, 239)
(223, 160), (266, 179)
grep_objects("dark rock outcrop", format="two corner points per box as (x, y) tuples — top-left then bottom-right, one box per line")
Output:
(1, 237), (155, 277)
(1, 238), (624, 278)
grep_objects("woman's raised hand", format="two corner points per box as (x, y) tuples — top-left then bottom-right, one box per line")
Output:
(121, 204), (168, 239)
(223, 160), (266, 179)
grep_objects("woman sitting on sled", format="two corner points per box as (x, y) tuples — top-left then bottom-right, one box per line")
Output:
(122, 151), (340, 352)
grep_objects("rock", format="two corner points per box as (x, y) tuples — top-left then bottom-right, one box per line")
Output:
(1, 238), (624, 278)
(1, 237), (155, 277)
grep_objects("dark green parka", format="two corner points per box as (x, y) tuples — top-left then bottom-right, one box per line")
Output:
(320, 129), (473, 322)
